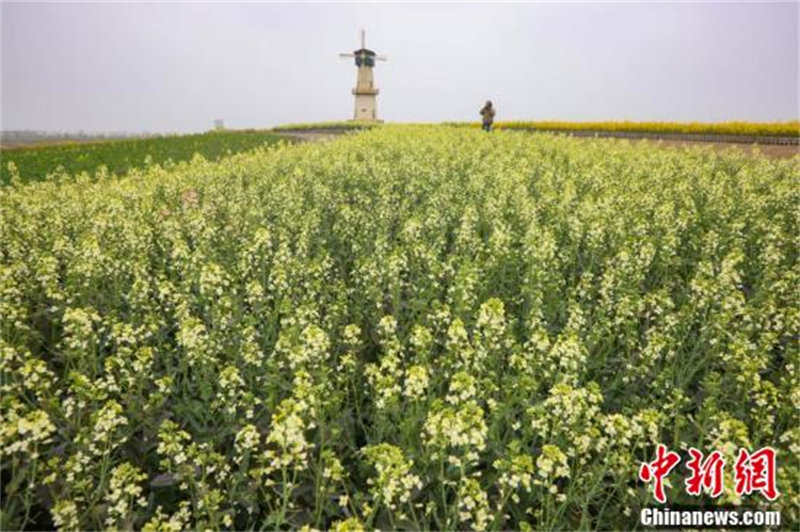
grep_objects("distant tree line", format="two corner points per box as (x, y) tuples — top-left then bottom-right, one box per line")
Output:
(0, 130), (169, 145)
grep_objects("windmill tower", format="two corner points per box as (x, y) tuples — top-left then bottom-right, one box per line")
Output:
(340, 30), (386, 122)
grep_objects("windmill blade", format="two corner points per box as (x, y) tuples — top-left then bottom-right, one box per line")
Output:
(375, 55), (388, 61)
(339, 53), (356, 58)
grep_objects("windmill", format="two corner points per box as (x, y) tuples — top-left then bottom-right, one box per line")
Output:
(340, 30), (387, 122)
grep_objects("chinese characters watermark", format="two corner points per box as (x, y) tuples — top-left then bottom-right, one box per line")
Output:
(639, 445), (779, 503)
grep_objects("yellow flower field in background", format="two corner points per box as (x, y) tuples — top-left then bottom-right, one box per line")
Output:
(449, 120), (800, 137)
(273, 120), (800, 138)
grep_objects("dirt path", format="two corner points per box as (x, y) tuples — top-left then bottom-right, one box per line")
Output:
(634, 138), (798, 159)
(532, 130), (798, 159)
(275, 131), (350, 143)
(275, 128), (799, 159)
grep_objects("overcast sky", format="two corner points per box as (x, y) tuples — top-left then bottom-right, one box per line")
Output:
(2, 2), (798, 133)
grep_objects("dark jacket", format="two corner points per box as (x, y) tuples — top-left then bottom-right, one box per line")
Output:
(480, 105), (496, 124)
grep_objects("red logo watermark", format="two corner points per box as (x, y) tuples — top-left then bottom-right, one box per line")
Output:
(685, 448), (725, 498)
(639, 446), (779, 503)
(639, 444), (681, 503)
(734, 447), (779, 501)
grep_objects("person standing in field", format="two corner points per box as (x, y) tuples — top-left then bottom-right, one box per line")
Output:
(480, 100), (496, 131)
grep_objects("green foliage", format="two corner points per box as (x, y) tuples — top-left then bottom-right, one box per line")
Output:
(1, 127), (798, 530)
(0, 130), (283, 185)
